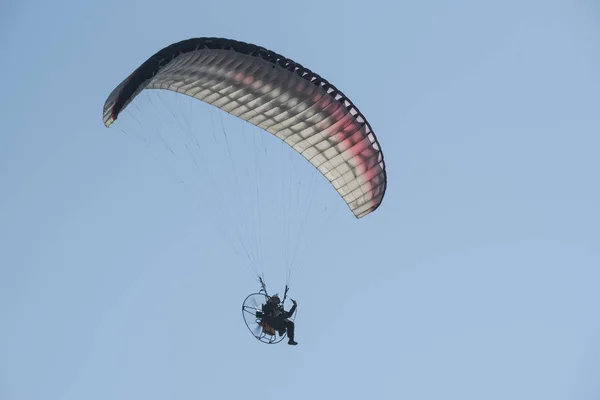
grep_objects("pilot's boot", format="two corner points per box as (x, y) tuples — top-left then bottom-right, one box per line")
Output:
(286, 321), (297, 345)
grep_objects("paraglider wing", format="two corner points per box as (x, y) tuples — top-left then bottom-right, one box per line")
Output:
(103, 37), (386, 218)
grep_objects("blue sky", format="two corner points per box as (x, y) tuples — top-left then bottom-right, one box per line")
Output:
(1, 0), (600, 399)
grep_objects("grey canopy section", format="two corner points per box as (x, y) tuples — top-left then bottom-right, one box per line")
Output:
(103, 37), (386, 218)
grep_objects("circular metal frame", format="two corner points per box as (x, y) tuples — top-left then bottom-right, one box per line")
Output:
(242, 292), (286, 344)
(242, 292), (291, 344)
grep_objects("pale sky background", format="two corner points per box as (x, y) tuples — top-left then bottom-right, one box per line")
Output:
(2, 0), (600, 399)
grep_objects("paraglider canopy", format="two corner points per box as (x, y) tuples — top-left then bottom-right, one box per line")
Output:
(103, 37), (387, 219)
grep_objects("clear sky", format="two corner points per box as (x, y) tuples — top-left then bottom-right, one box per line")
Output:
(2, 0), (600, 399)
